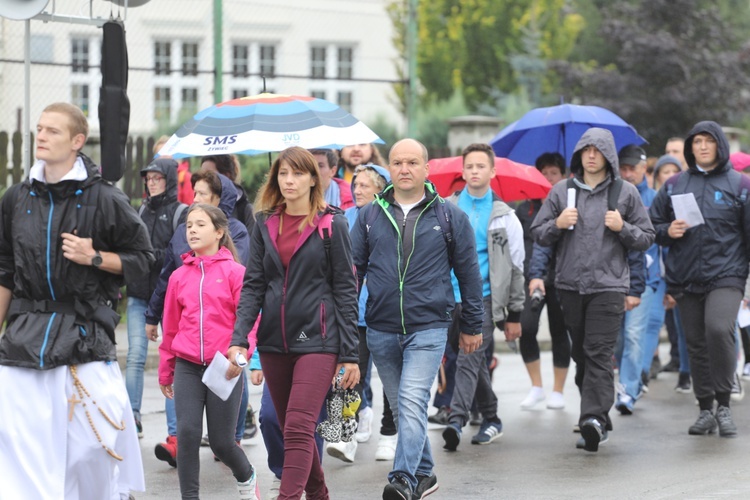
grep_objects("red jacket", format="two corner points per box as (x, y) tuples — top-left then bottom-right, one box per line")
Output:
(177, 160), (194, 205)
(159, 246), (255, 385)
(332, 177), (354, 210)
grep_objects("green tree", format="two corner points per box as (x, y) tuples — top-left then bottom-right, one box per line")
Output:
(553, 0), (750, 152)
(388, 0), (583, 111)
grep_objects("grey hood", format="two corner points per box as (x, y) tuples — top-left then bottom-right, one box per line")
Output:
(569, 127), (620, 180)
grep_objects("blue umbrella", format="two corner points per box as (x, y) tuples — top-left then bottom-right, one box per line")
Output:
(490, 104), (647, 166)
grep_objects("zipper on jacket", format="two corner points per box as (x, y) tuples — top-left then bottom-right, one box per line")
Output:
(320, 302), (327, 345)
(280, 271), (290, 353)
(40, 192), (58, 367)
(199, 260), (206, 364)
(378, 196), (437, 334)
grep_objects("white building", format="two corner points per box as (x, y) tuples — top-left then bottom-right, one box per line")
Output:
(0, 0), (404, 137)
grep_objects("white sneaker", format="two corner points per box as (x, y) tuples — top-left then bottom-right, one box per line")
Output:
(743, 363), (750, 380)
(520, 386), (545, 409)
(237, 467), (260, 500)
(355, 406), (373, 443)
(546, 391), (565, 410)
(326, 439), (357, 463)
(375, 433), (397, 461)
(267, 476), (281, 500)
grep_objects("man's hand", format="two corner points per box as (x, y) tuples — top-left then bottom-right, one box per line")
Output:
(668, 220), (690, 239)
(555, 208), (578, 230)
(529, 279), (545, 296)
(664, 294), (676, 310)
(61, 232), (95, 265)
(160, 384), (174, 399)
(459, 332), (482, 354)
(504, 322), (521, 341)
(604, 209), (624, 232)
(146, 324), (159, 342)
(250, 370), (264, 385)
(625, 296), (641, 311)
(333, 363), (360, 390)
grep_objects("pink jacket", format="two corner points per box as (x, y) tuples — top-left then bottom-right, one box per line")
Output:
(158, 246), (256, 386)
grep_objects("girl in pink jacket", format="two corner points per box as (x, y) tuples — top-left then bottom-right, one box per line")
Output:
(158, 203), (259, 500)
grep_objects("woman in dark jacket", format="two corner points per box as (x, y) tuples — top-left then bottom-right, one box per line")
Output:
(126, 158), (185, 434)
(228, 147), (359, 500)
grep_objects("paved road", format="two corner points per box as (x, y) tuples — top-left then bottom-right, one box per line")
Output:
(126, 341), (750, 500)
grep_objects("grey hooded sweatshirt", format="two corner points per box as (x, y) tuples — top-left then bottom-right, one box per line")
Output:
(530, 127), (655, 294)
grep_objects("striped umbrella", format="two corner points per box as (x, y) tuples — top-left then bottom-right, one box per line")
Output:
(157, 93), (383, 159)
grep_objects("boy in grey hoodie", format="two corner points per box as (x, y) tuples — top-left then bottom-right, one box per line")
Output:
(531, 127), (654, 452)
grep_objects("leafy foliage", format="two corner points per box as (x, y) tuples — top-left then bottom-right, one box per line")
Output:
(553, 0), (750, 152)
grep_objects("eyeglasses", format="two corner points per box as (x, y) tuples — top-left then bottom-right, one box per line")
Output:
(145, 175), (166, 183)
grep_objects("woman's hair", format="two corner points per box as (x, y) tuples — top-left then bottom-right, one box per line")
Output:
(201, 154), (240, 182)
(255, 146), (326, 231)
(190, 170), (223, 199)
(186, 203), (239, 263)
(354, 165), (388, 192)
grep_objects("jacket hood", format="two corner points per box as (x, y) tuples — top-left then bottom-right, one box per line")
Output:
(141, 158), (179, 205)
(217, 173), (238, 217)
(569, 127), (620, 180)
(181, 245), (236, 266)
(350, 164), (391, 199)
(684, 121), (731, 174)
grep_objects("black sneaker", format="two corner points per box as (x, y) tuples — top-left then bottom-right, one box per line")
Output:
(442, 423), (461, 451)
(661, 358), (680, 373)
(469, 409), (482, 426)
(135, 417), (143, 439)
(575, 430), (608, 449)
(688, 409), (717, 435)
(675, 372), (692, 393)
(716, 406), (738, 438)
(580, 418), (605, 452)
(243, 406), (258, 439)
(383, 474), (412, 500)
(414, 473), (438, 499)
(649, 355), (661, 380)
(427, 406), (451, 425)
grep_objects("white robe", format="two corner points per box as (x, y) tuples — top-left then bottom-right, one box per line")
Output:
(0, 361), (145, 499)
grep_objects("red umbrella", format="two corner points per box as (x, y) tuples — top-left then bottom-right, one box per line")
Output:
(730, 151), (750, 172)
(428, 156), (552, 202)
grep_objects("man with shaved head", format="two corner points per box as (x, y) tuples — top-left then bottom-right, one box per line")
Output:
(351, 138), (484, 499)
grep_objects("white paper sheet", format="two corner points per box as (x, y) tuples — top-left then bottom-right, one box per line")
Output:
(201, 351), (241, 401)
(671, 193), (705, 227)
(566, 187), (576, 230)
(738, 304), (750, 328)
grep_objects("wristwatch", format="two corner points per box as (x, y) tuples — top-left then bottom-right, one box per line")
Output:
(91, 251), (103, 268)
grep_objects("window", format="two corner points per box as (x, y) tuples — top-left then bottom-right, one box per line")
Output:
(310, 46), (326, 79)
(31, 35), (54, 63)
(311, 90), (326, 100)
(337, 91), (352, 112)
(182, 43), (199, 76)
(259, 44), (276, 78)
(71, 38), (89, 73)
(232, 89), (248, 100)
(154, 42), (171, 75)
(232, 44), (249, 77)
(337, 47), (353, 80)
(182, 88), (198, 114)
(71, 84), (89, 115)
(154, 87), (171, 121)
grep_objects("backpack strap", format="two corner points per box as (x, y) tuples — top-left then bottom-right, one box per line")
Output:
(173, 203), (188, 232)
(74, 182), (102, 239)
(608, 178), (623, 212)
(138, 203), (145, 218)
(432, 199), (455, 268)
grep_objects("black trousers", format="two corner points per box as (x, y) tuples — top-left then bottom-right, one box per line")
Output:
(558, 290), (625, 430)
(676, 288), (741, 409)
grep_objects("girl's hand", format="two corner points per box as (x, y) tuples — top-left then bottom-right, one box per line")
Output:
(146, 324), (159, 342)
(225, 345), (247, 379)
(250, 370), (264, 385)
(225, 363), (242, 380)
(160, 384), (174, 399)
(334, 363), (360, 390)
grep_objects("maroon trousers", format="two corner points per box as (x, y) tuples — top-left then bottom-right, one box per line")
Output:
(260, 352), (337, 500)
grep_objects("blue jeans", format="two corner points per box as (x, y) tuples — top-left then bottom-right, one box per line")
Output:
(367, 327), (446, 492)
(616, 286), (655, 399)
(673, 307), (690, 374)
(641, 280), (666, 376)
(126, 297), (149, 416)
